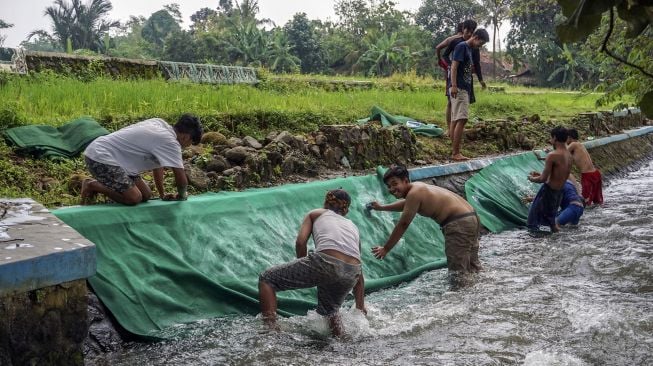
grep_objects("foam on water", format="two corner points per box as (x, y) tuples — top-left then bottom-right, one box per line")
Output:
(523, 350), (586, 366)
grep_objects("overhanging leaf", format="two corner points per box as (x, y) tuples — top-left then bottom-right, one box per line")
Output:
(556, 13), (603, 42)
(558, 0), (582, 17)
(617, 3), (652, 37)
(640, 90), (653, 118)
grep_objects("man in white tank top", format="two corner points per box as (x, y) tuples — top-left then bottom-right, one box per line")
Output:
(259, 189), (366, 336)
(80, 114), (202, 205)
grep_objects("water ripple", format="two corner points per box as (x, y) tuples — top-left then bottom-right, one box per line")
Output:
(88, 161), (653, 366)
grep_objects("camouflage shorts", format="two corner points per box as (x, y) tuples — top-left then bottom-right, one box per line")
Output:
(260, 252), (361, 316)
(85, 156), (139, 193)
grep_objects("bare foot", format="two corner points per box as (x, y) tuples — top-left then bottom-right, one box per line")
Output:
(80, 178), (97, 205)
(451, 154), (470, 161)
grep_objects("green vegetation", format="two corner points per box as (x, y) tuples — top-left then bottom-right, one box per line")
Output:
(0, 73), (606, 137)
(0, 71), (628, 208)
(15, 0), (650, 114)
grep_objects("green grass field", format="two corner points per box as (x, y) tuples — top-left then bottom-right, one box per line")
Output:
(0, 71), (633, 207)
(0, 73), (612, 135)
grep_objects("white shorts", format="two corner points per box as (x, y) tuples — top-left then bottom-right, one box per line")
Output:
(450, 89), (469, 122)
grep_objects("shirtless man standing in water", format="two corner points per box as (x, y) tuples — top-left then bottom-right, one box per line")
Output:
(369, 165), (481, 274)
(526, 126), (572, 233)
(566, 128), (603, 205)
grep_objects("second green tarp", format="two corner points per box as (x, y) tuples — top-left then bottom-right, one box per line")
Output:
(357, 105), (444, 138)
(3, 116), (109, 160)
(465, 152), (544, 233)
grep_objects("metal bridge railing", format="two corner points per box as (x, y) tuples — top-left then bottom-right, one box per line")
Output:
(158, 61), (259, 84)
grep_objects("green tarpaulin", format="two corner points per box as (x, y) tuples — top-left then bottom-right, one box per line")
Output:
(54, 172), (447, 338)
(3, 117), (109, 160)
(357, 105), (444, 138)
(465, 152), (545, 233)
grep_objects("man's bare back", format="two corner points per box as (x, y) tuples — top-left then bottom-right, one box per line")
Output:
(567, 141), (596, 173)
(405, 182), (474, 224)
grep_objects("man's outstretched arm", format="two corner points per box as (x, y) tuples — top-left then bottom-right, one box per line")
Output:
(372, 194), (419, 259)
(371, 200), (405, 212)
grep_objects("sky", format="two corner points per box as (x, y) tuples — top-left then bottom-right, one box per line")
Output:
(0, 0), (423, 47)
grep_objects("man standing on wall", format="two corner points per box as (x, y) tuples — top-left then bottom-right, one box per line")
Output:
(449, 28), (490, 161)
(439, 20), (487, 139)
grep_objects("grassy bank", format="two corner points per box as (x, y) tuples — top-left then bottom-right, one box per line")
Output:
(0, 72), (635, 207)
(0, 73), (609, 137)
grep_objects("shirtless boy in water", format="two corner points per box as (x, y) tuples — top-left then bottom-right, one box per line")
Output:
(369, 165), (481, 273)
(567, 128), (603, 205)
(526, 126), (572, 233)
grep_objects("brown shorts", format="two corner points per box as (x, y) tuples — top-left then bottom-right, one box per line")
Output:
(442, 212), (481, 273)
(259, 252), (361, 316)
(85, 156), (139, 193)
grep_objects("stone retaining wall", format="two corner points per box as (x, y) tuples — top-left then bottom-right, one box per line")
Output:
(0, 280), (88, 366)
(25, 51), (160, 79)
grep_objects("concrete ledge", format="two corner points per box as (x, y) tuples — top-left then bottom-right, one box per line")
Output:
(410, 156), (502, 180)
(626, 126), (653, 138)
(0, 199), (96, 296)
(409, 125), (653, 180)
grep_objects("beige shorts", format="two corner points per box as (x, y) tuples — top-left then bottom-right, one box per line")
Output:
(450, 89), (469, 121)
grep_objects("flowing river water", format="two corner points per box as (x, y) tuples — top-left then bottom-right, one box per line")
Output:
(88, 160), (653, 365)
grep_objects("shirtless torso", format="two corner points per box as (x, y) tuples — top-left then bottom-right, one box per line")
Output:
(371, 178), (477, 260)
(403, 182), (474, 225)
(567, 141), (596, 173)
(545, 148), (572, 190)
(529, 144), (572, 190)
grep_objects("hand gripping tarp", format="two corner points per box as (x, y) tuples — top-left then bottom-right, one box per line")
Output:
(3, 116), (109, 160)
(464, 152), (545, 233)
(54, 173), (446, 338)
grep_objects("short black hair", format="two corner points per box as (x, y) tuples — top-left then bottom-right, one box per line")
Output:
(324, 189), (351, 215)
(551, 126), (568, 142)
(567, 128), (579, 140)
(462, 19), (477, 32)
(174, 113), (203, 144)
(474, 28), (490, 43)
(456, 22), (464, 33)
(383, 165), (410, 184)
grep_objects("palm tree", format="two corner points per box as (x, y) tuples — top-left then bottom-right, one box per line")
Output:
(28, 0), (119, 52)
(266, 31), (300, 73)
(481, 0), (510, 79)
(547, 44), (585, 88)
(0, 19), (14, 47)
(233, 0), (273, 27)
(223, 19), (268, 66)
(356, 33), (404, 76)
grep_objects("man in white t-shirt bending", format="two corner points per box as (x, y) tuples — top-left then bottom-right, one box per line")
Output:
(81, 114), (203, 205)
